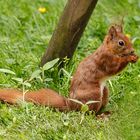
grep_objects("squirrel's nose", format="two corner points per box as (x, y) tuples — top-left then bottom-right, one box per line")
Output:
(130, 49), (134, 54)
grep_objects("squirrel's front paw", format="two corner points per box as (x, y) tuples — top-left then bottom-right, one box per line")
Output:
(129, 54), (139, 63)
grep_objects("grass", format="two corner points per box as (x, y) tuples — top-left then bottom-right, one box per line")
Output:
(0, 0), (140, 139)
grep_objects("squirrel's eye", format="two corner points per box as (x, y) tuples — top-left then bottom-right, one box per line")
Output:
(118, 40), (125, 46)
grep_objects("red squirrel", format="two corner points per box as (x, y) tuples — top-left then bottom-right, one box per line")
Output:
(0, 25), (138, 113)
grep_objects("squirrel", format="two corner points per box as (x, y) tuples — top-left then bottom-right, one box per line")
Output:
(0, 25), (138, 113)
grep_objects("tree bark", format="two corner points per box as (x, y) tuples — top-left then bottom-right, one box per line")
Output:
(40, 0), (98, 66)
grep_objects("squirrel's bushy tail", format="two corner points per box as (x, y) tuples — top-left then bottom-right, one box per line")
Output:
(0, 89), (72, 111)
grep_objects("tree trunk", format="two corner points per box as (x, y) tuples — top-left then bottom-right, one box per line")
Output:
(40, 0), (98, 66)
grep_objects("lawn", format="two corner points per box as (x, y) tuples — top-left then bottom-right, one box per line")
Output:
(0, 0), (140, 139)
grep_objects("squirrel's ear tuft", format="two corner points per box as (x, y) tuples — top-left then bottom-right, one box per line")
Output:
(114, 24), (123, 33)
(108, 26), (117, 40)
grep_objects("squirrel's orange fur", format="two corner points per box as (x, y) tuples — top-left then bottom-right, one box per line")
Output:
(0, 25), (138, 113)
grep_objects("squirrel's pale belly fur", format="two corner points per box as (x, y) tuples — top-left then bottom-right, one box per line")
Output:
(0, 25), (138, 113)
